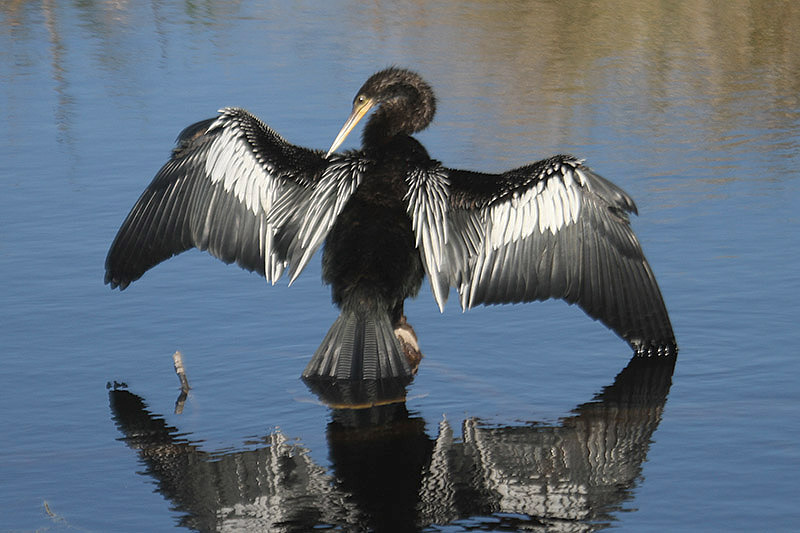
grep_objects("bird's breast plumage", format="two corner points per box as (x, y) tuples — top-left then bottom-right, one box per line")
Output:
(321, 142), (428, 310)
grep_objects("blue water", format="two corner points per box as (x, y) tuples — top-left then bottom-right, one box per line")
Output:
(2, 2), (799, 532)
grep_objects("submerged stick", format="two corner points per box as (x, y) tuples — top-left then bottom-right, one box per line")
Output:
(172, 350), (190, 414)
(173, 350), (191, 392)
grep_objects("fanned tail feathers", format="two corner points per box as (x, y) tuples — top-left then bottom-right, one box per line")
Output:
(303, 311), (412, 380)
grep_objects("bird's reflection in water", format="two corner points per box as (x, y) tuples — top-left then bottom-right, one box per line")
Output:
(109, 355), (676, 532)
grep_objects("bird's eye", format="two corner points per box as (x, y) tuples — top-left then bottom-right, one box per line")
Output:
(356, 95), (366, 104)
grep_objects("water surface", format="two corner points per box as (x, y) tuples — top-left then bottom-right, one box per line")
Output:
(1, 1), (798, 531)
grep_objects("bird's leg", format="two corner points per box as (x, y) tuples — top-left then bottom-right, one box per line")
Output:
(393, 314), (422, 374)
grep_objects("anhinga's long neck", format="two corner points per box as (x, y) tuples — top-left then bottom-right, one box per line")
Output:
(362, 109), (404, 150)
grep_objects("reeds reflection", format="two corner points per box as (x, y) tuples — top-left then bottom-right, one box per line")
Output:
(109, 355), (676, 531)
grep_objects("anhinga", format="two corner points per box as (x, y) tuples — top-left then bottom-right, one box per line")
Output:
(105, 67), (676, 381)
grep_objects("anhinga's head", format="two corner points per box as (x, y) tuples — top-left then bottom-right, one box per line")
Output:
(327, 67), (436, 156)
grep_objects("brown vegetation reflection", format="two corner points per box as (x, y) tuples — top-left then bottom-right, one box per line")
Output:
(109, 354), (676, 532)
(2, 1), (798, 156)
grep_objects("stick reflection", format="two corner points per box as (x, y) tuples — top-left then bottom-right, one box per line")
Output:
(109, 355), (676, 531)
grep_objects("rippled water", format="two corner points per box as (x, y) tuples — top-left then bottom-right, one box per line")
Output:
(1, 1), (798, 532)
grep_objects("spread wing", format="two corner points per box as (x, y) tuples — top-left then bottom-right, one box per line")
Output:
(105, 107), (362, 289)
(408, 155), (676, 356)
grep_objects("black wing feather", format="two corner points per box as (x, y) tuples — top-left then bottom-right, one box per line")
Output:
(411, 155), (676, 355)
(105, 107), (346, 290)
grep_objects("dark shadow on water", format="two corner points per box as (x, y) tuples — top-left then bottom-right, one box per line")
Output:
(109, 354), (676, 532)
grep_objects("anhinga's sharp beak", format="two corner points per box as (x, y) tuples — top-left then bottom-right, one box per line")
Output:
(326, 97), (376, 157)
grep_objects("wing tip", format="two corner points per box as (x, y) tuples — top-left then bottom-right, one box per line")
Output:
(104, 273), (130, 291)
(104, 265), (134, 291)
(632, 340), (678, 358)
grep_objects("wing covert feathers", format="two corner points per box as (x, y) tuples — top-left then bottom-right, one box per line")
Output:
(409, 155), (675, 355)
(105, 108), (361, 289)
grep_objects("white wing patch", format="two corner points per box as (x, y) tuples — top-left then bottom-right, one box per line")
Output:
(204, 109), (284, 280)
(486, 162), (584, 251)
(268, 154), (364, 284)
(406, 166), (451, 311)
(458, 159), (589, 310)
(289, 156), (364, 283)
(205, 111), (278, 216)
